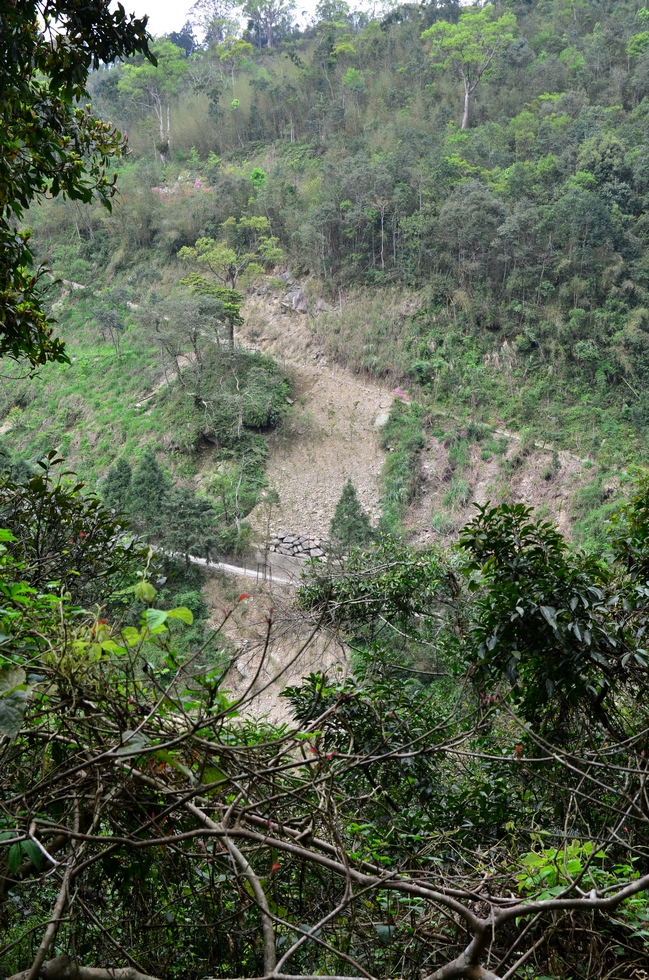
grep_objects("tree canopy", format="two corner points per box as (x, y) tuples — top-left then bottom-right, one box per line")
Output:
(422, 6), (517, 128)
(0, 1), (152, 366)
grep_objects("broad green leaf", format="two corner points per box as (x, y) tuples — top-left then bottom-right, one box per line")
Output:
(135, 580), (156, 603)
(375, 924), (396, 944)
(166, 607), (193, 625)
(144, 608), (168, 630)
(539, 605), (558, 630)
(153, 750), (195, 781)
(202, 765), (227, 785)
(8, 842), (22, 874)
(120, 626), (142, 646)
(521, 852), (547, 868)
(100, 640), (127, 654)
(21, 839), (42, 870)
(0, 667), (29, 738)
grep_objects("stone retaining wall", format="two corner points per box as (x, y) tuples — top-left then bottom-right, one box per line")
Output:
(269, 532), (325, 560)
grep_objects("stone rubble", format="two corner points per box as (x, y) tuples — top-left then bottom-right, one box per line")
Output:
(268, 531), (326, 560)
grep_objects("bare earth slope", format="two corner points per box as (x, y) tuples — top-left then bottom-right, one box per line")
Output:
(241, 294), (391, 541)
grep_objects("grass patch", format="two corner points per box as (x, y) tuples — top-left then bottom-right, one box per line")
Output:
(379, 400), (425, 534)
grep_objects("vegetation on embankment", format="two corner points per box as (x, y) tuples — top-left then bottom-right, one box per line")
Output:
(6, 0), (649, 542)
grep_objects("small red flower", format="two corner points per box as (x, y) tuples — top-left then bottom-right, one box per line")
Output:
(237, 593), (250, 602)
(270, 862), (281, 873)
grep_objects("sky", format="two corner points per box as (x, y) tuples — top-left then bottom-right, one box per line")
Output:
(123, 0), (321, 37)
(124, 1), (194, 36)
(121, 0), (475, 38)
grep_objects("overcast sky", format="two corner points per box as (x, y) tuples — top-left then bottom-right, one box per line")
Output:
(122, 0), (474, 37)
(123, 0), (321, 36)
(124, 1), (197, 35)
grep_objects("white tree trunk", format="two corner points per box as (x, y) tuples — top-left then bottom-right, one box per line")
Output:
(461, 80), (470, 129)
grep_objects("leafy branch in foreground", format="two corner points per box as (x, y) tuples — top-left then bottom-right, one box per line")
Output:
(3, 477), (649, 979)
(0, 1), (152, 365)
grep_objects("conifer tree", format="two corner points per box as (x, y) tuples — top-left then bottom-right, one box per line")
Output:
(161, 485), (217, 568)
(127, 450), (170, 537)
(329, 479), (373, 553)
(101, 458), (132, 513)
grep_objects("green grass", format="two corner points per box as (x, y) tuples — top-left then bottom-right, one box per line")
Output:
(379, 400), (425, 534)
(0, 291), (289, 492)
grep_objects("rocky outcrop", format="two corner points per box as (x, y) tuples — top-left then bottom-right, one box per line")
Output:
(268, 531), (325, 559)
(281, 287), (308, 314)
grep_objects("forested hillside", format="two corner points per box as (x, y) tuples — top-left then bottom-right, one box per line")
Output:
(32, 0), (649, 459)
(4, 0), (649, 550)
(5, 4), (649, 980)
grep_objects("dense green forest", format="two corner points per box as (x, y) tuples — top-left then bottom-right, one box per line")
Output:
(4, 3), (649, 980)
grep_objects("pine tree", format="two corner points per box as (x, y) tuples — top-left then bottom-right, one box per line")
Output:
(101, 458), (132, 513)
(161, 485), (217, 568)
(329, 479), (373, 553)
(127, 450), (170, 536)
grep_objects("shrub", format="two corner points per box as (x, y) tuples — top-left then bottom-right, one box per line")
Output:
(329, 479), (374, 553)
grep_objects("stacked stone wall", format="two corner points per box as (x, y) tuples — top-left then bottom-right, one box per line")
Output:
(269, 532), (325, 560)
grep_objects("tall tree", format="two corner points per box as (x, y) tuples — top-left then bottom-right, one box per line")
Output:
(127, 450), (170, 537)
(179, 219), (281, 344)
(218, 38), (255, 93)
(179, 218), (283, 292)
(243, 0), (297, 48)
(189, 0), (239, 45)
(93, 303), (125, 358)
(422, 5), (516, 129)
(161, 485), (217, 568)
(101, 458), (132, 513)
(118, 41), (190, 160)
(0, 1), (152, 366)
(168, 21), (197, 57)
(149, 293), (235, 399)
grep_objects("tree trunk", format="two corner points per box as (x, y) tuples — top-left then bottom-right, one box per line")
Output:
(461, 80), (470, 129)
(8, 955), (162, 980)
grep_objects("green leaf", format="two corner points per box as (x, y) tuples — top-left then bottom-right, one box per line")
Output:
(135, 580), (156, 603)
(0, 667), (29, 738)
(144, 608), (168, 630)
(8, 842), (22, 873)
(539, 605), (558, 630)
(375, 924), (396, 944)
(120, 626), (142, 646)
(21, 839), (42, 870)
(166, 607), (193, 625)
(202, 765), (227, 786)
(100, 639), (127, 654)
